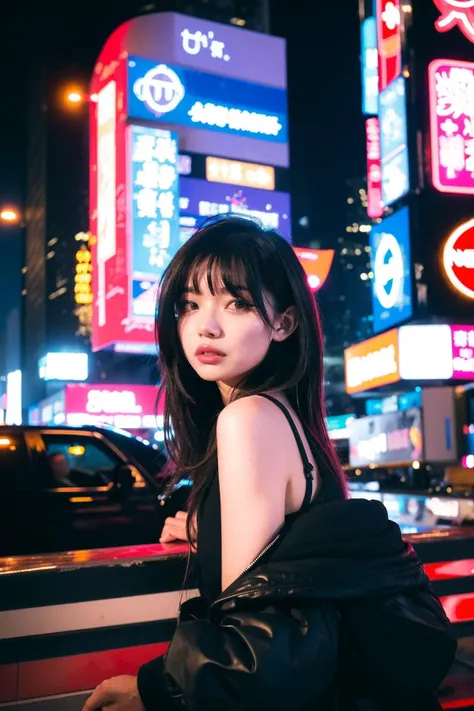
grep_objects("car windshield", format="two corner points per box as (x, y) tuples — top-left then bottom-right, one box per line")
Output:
(104, 429), (167, 476)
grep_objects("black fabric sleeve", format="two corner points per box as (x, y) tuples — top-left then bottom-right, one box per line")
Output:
(137, 653), (178, 711)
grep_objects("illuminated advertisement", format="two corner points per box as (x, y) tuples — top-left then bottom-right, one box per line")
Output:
(326, 414), (356, 441)
(361, 17), (379, 116)
(365, 117), (384, 219)
(370, 206), (413, 333)
(179, 177), (291, 240)
(349, 408), (423, 468)
(376, 0), (402, 91)
(443, 219), (474, 299)
(127, 56), (288, 144)
(206, 157), (275, 190)
(292, 247), (334, 292)
(75, 246), (93, 305)
(130, 125), (180, 318)
(344, 329), (400, 395)
(90, 12), (289, 353)
(399, 324), (474, 381)
(38, 353), (89, 382)
(379, 77), (410, 206)
(429, 59), (474, 196)
(432, 0), (474, 43)
(35, 384), (165, 430)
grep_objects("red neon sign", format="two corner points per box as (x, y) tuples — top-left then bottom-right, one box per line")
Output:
(433, 0), (474, 43)
(443, 219), (474, 300)
(90, 24), (157, 354)
(365, 118), (384, 219)
(429, 59), (474, 196)
(376, 0), (402, 91)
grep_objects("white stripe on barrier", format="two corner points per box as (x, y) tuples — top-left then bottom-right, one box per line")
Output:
(0, 589), (199, 640)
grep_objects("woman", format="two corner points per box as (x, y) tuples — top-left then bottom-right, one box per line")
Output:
(84, 217), (455, 711)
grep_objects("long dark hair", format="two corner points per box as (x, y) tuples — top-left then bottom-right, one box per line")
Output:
(156, 216), (347, 545)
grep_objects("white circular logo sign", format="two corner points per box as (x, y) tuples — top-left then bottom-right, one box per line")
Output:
(373, 231), (405, 310)
(133, 64), (185, 116)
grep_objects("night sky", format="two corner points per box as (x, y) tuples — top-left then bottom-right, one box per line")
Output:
(0, 0), (364, 335)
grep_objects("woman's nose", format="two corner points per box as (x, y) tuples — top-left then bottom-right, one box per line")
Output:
(197, 310), (222, 338)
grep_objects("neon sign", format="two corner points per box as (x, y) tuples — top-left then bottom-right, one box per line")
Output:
(127, 57), (288, 144)
(344, 329), (400, 394)
(370, 208), (412, 333)
(179, 177), (291, 240)
(133, 64), (185, 115)
(428, 59), (474, 196)
(361, 18), (379, 116)
(74, 247), (92, 305)
(376, 0), (402, 91)
(181, 28), (230, 62)
(292, 248), (334, 292)
(205, 157), (275, 190)
(433, 0), (474, 43)
(379, 76), (410, 206)
(366, 118), (384, 218)
(130, 125), (181, 319)
(443, 218), (474, 299)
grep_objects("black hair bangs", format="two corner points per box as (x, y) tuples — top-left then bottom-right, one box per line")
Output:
(164, 221), (276, 327)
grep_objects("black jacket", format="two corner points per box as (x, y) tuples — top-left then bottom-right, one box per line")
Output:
(138, 499), (457, 710)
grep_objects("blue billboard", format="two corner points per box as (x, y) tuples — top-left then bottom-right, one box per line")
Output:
(379, 77), (410, 207)
(127, 56), (288, 144)
(129, 124), (181, 318)
(370, 206), (413, 334)
(361, 18), (379, 116)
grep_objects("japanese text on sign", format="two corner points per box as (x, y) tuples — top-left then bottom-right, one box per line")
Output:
(429, 59), (474, 196)
(366, 118), (384, 218)
(451, 326), (474, 377)
(75, 247), (93, 305)
(432, 0), (474, 44)
(205, 157), (275, 190)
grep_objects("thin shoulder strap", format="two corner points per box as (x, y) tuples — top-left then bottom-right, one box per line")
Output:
(258, 393), (314, 512)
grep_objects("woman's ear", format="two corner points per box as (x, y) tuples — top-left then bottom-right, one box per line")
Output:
(272, 306), (298, 342)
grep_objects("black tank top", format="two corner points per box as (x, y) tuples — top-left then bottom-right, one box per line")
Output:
(197, 394), (344, 603)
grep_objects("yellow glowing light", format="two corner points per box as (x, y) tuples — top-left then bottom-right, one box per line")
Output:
(0, 208), (20, 223)
(68, 445), (86, 456)
(0, 438), (11, 446)
(412, 460), (420, 470)
(69, 496), (93, 503)
(443, 218), (474, 300)
(67, 91), (83, 104)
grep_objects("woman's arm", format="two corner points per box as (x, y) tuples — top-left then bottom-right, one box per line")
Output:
(216, 396), (289, 590)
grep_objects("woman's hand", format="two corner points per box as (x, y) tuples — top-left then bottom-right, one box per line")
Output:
(160, 510), (197, 544)
(82, 675), (144, 711)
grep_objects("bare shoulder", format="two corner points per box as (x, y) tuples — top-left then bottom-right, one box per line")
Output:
(216, 394), (281, 437)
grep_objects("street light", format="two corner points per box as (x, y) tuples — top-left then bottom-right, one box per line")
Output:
(0, 208), (21, 224)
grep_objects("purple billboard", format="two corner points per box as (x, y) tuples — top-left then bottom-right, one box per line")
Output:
(179, 177), (292, 240)
(124, 12), (286, 89)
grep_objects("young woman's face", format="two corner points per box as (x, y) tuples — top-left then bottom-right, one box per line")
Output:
(178, 270), (281, 392)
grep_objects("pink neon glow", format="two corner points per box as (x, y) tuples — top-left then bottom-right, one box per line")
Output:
(376, 0), (402, 91)
(429, 59), (474, 196)
(65, 383), (165, 422)
(432, 0), (474, 44)
(365, 118), (384, 218)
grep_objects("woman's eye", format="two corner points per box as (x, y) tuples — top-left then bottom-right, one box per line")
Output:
(180, 300), (198, 312)
(230, 299), (251, 311)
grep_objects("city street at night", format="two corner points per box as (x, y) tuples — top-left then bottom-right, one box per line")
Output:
(1, 0), (474, 709)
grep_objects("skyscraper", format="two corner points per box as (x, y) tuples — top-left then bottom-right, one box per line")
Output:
(20, 0), (274, 411)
